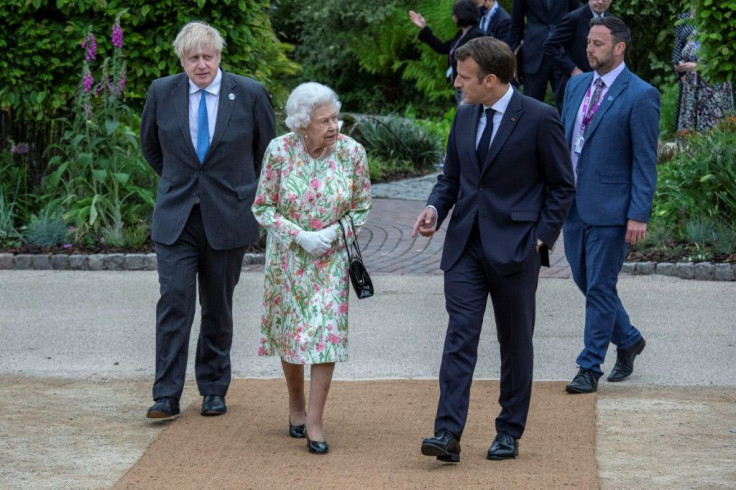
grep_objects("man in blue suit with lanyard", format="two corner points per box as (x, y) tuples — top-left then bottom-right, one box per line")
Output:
(560, 15), (659, 394)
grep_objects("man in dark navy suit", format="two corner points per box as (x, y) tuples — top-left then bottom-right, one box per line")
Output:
(544, 0), (613, 111)
(509, 0), (580, 102)
(475, 0), (512, 46)
(413, 36), (575, 463)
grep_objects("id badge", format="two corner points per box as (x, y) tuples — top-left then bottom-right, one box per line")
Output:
(573, 135), (584, 155)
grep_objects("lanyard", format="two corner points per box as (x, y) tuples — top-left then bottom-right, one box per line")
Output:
(579, 80), (604, 135)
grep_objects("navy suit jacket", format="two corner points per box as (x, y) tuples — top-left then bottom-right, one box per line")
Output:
(544, 4), (596, 76)
(418, 26), (486, 82)
(480, 6), (512, 46)
(509, 0), (580, 74)
(140, 70), (276, 249)
(428, 89), (575, 275)
(561, 68), (660, 226)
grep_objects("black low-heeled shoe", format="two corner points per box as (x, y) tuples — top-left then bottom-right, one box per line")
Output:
(289, 423), (306, 439)
(307, 438), (329, 454)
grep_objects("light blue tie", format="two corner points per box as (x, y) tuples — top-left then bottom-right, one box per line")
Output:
(196, 90), (209, 163)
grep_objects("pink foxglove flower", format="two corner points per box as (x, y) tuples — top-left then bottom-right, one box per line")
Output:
(111, 22), (123, 49)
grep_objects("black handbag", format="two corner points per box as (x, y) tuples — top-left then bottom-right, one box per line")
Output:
(338, 215), (374, 299)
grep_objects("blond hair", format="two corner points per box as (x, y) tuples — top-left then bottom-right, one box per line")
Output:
(173, 21), (225, 58)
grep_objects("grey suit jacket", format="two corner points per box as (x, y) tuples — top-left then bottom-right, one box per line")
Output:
(140, 70), (276, 250)
(428, 90), (575, 275)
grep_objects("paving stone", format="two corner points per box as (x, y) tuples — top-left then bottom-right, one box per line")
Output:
(675, 262), (694, 279)
(124, 254), (156, 271)
(50, 255), (71, 270)
(0, 253), (13, 269)
(68, 255), (89, 270)
(714, 263), (736, 281)
(656, 263), (677, 277)
(103, 254), (126, 271)
(693, 263), (714, 281)
(87, 254), (106, 271)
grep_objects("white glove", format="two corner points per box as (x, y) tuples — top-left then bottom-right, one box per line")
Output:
(316, 226), (337, 245)
(296, 230), (331, 257)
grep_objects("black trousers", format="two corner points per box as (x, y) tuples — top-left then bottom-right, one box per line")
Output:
(152, 205), (246, 401)
(434, 231), (540, 440)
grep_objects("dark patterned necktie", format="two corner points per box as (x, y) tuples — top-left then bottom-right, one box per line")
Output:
(476, 108), (495, 167)
(587, 78), (605, 117)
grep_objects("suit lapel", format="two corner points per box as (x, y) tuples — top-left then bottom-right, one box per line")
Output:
(481, 90), (523, 174)
(585, 69), (630, 141)
(208, 71), (236, 159)
(172, 74), (198, 161)
(564, 72), (593, 144)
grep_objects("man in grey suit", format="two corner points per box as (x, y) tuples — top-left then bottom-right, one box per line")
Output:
(141, 21), (276, 419)
(560, 16), (659, 394)
(413, 37), (574, 462)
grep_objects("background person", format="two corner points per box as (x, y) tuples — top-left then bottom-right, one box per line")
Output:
(413, 36), (574, 463)
(252, 82), (372, 455)
(672, 8), (734, 134)
(141, 21), (276, 420)
(475, 0), (511, 46)
(509, 0), (579, 102)
(544, 0), (613, 113)
(409, 0), (486, 105)
(560, 16), (659, 394)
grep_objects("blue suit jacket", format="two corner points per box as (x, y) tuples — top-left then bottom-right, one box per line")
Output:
(428, 89), (575, 275)
(561, 68), (660, 226)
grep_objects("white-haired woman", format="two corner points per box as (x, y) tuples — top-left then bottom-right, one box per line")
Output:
(252, 82), (371, 454)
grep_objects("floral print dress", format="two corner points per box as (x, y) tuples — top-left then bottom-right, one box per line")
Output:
(674, 25), (734, 133)
(252, 133), (371, 364)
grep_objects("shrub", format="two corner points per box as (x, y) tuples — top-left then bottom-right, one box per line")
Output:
(25, 206), (69, 248)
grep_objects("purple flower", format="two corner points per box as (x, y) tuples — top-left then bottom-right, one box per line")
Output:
(112, 22), (123, 49)
(63, 243), (72, 249)
(10, 142), (30, 154)
(82, 32), (97, 62)
(83, 72), (94, 93)
(117, 70), (126, 94)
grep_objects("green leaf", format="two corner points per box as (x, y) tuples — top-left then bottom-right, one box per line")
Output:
(104, 119), (120, 135)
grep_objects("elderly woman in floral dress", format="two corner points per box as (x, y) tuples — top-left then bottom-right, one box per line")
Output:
(252, 82), (371, 455)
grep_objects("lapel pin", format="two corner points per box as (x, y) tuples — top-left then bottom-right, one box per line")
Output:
(228, 93), (235, 100)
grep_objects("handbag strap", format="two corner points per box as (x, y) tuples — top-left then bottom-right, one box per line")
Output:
(338, 215), (363, 262)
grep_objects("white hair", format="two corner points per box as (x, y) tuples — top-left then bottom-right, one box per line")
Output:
(173, 21), (225, 58)
(284, 82), (342, 133)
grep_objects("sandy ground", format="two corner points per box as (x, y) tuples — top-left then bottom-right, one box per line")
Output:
(1, 376), (734, 489)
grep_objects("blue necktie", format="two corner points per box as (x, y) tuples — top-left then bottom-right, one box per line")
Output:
(196, 90), (209, 163)
(476, 108), (495, 167)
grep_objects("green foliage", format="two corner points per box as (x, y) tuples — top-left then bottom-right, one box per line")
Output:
(658, 82), (679, 137)
(651, 116), (736, 237)
(612, 0), (684, 87)
(271, 0), (451, 115)
(40, 18), (156, 248)
(694, 0), (736, 83)
(25, 206), (69, 248)
(350, 114), (444, 177)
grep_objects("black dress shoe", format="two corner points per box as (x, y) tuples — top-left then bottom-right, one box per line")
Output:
(201, 395), (227, 415)
(307, 438), (329, 454)
(566, 368), (599, 394)
(421, 429), (461, 463)
(147, 397), (180, 419)
(289, 423), (306, 438)
(487, 432), (519, 460)
(608, 337), (646, 382)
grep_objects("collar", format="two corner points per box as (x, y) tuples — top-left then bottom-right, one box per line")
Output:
(594, 62), (626, 89)
(485, 84), (514, 114)
(484, 3), (499, 20)
(188, 68), (223, 95)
